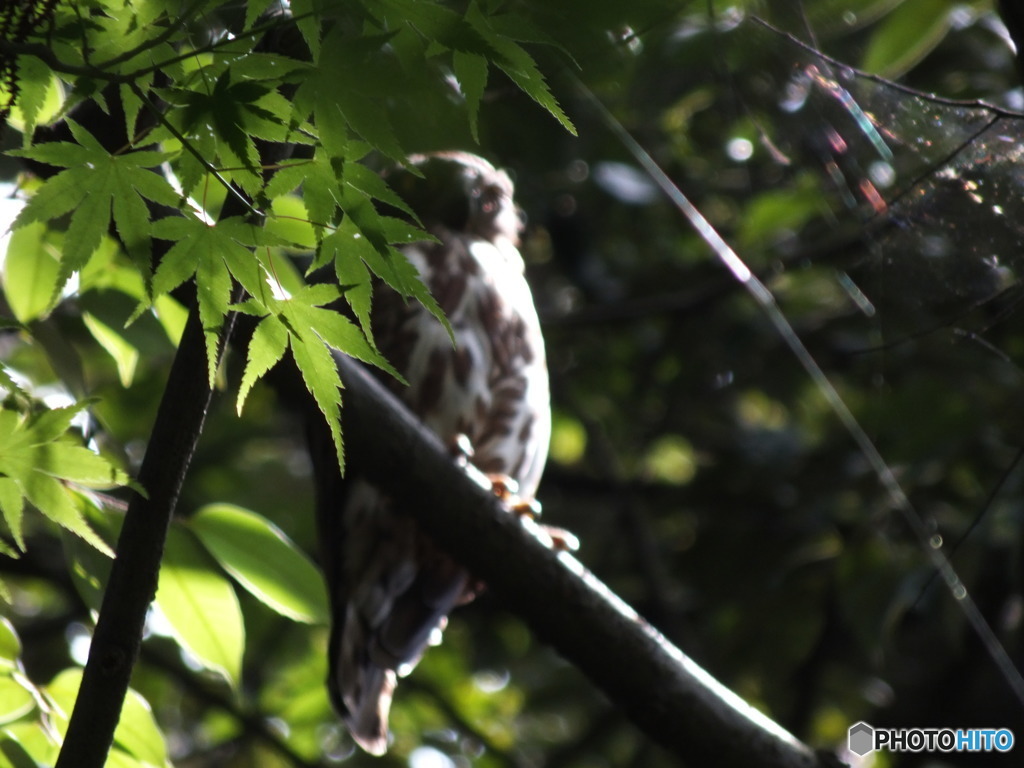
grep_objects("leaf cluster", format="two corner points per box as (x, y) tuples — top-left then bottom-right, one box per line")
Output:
(0, 0), (579, 763)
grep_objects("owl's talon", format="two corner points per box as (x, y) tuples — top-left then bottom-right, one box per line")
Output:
(449, 434), (475, 467)
(512, 498), (542, 519)
(537, 524), (580, 553)
(486, 473), (542, 518)
(487, 473), (519, 499)
(485, 472), (576, 549)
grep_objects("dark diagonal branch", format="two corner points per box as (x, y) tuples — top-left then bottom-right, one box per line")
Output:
(323, 354), (845, 768)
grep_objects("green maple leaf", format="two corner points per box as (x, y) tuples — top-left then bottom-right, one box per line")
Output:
(317, 179), (448, 348)
(0, 403), (130, 556)
(235, 283), (403, 473)
(295, 30), (408, 162)
(9, 120), (181, 293)
(174, 70), (285, 196)
(268, 151), (341, 244)
(466, 4), (576, 135)
(151, 216), (276, 382)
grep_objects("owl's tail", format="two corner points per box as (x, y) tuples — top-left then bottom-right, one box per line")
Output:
(341, 663), (396, 756)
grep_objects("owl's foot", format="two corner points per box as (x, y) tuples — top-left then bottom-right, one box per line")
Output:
(449, 435), (579, 553)
(486, 474), (541, 518)
(487, 473), (579, 553)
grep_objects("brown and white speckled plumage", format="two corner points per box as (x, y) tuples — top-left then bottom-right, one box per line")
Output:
(323, 153), (550, 754)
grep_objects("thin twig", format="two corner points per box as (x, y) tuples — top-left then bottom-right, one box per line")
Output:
(141, 644), (327, 768)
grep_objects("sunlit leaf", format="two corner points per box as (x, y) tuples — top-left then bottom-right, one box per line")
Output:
(82, 313), (139, 388)
(152, 294), (188, 347)
(10, 127), (179, 289)
(152, 216), (268, 382)
(329, 221), (375, 340)
(110, 687), (169, 768)
(0, 729), (45, 768)
(155, 525), (244, 687)
(6, 55), (62, 137)
(1, 221), (62, 322)
(0, 403), (121, 556)
(283, 286), (401, 380)
(190, 504), (329, 624)
(44, 668), (168, 764)
(0, 617), (21, 670)
(266, 195), (317, 250)
(0, 364), (25, 399)
(33, 443), (129, 488)
(0, 678), (35, 726)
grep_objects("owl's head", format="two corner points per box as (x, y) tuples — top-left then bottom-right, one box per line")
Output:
(390, 152), (523, 246)
(463, 160), (522, 245)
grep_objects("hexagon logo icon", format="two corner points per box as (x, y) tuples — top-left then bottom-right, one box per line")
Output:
(848, 722), (875, 756)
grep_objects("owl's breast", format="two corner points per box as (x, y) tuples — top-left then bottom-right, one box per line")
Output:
(373, 233), (550, 497)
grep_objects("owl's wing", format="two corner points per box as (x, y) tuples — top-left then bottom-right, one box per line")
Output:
(325, 480), (470, 755)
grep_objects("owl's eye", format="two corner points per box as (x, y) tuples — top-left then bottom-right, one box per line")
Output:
(479, 185), (502, 214)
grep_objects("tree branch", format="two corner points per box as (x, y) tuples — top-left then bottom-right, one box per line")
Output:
(46, 16), (307, 764)
(321, 353), (846, 768)
(54, 301), (233, 768)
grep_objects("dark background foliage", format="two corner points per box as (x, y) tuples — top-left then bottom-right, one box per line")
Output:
(4, 1), (1024, 766)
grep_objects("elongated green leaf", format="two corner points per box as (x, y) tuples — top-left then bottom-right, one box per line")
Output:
(190, 504), (328, 624)
(342, 163), (417, 220)
(152, 294), (188, 347)
(109, 687), (169, 767)
(861, 0), (953, 77)
(23, 403), (85, 444)
(8, 54), (61, 137)
(152, 215), (269, 383)
(82, 313), (139, 388)
(0, 404), (128, 556)
(155, 525), (244, 688)
(331, 226), (375, 342)
(33, 443), (129, 489)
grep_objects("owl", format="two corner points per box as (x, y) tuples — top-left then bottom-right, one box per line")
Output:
(315, 152), (551, 754)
